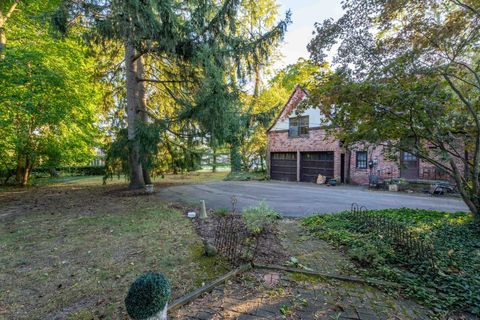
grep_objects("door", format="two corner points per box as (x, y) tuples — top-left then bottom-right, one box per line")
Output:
(400, 152), (419, 179)
(300, 152), (335, 183)
(270, 152), (297, 181)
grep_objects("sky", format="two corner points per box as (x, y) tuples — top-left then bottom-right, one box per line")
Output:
(274, 0), (344, 70)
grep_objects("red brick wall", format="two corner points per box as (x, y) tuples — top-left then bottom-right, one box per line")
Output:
(349, 144), (399, 185)
(348, 143), (465, 184)
(268, 128), (344, 181)
(268, 134), (464, 185)
(267, 87), (465, 185)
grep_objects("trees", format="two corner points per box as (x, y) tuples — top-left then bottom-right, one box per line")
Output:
(236, 58), (323, 170)
(56, 0), (290, 187)
(307, 0), (480, 217)
(0, 1), (100, 185)
(0, 1), (19, 58)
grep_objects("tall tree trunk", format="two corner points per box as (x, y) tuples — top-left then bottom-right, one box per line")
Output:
(0, 1), (19, 59)
(212, 147), (217, 173)
(125, 41), (145, 189)
(136, 56), (152, 185)
(21, 155), (31, 186)
(14, 154), (32, 186)
(0, 15), (6, 59)
(230, 143), (241, 172)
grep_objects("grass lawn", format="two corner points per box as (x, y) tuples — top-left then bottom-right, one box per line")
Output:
(0, 172), (228, 319)
(303, 209), (480, 317)
(223, 171), (266, 181)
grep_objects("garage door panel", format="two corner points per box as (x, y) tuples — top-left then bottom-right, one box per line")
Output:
(300, 152), (334, 183)
(270, 152), (297, 181)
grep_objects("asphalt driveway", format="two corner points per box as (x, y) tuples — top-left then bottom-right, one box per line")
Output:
(158, 181), (469, 217)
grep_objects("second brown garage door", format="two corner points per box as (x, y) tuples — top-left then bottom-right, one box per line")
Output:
(300, 152), (334, 182)
(270, 152), (297, 181)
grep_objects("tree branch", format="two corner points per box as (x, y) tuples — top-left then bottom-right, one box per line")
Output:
(5, 1), (20, 22)
(136, 78), (192, 84)
(451, 0), (480, 18)
(443, 74), (480, 195)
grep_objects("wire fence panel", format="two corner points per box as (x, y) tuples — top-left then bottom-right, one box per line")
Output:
(349, 203), (436, 270)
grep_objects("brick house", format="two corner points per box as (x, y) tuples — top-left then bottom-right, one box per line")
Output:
(266, 86), (452, 185)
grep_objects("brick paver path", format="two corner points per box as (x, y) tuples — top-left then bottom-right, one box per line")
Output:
(172, 219), (432, 319)
(171, 270), (430, 319)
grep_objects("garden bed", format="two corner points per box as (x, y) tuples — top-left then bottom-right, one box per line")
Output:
(303, 208), (480, 317)
(191, 209), (288, 265)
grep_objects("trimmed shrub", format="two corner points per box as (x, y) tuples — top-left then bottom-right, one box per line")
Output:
(125, 272), (171, 320)
(32, 166), (105, 176)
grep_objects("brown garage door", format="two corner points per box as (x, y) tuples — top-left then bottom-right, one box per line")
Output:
(270, 152), (297, 181)
(300, 152), (334, 182)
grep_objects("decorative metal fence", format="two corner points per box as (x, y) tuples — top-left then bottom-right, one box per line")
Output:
(213, 195), (272, 266)
(350, 203), (436, 270)
(213, 214), (246, 266)
(420, 167), (451, 181)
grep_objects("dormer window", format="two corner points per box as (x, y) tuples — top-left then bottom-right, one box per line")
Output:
(289, 116), (309, 137)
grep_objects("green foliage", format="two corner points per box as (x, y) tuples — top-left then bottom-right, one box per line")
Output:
(31, 166), (105, 177)
(125, 272), (171, 320)
(303, 209), (480, 315)
(54, 0), (290, 182)
(0, 1), (101, 185)
(307, 0), (480, 217)
(224, 171), (266, 181)
(242, 201), (279, 234)
(347, 244), (384, 267)
(213, 208), (229, 217)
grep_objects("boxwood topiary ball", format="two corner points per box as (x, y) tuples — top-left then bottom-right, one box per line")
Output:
(125, 272), (171, 319)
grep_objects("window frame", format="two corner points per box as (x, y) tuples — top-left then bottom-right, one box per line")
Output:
(402, 152), (417, 161)
(356, 151), (368, 169)
(288, 115), (309, 138)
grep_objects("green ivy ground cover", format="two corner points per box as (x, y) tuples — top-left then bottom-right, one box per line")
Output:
(303, 209), (480, 316)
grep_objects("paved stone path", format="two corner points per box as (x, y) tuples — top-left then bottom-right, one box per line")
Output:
(171, 270), (430, 319)
(171, 220), (431, 320)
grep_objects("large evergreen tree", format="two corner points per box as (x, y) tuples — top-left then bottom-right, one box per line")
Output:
(55, 0), (290, 188)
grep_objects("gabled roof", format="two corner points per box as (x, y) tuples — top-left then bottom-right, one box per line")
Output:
(266, 85), (308, 132)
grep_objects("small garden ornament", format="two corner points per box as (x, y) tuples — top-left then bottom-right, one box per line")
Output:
(203, 239), (217, 257)
(125, 272), (171, 320)
(200, 200), (207, 219)
(145, 184), (154, 194)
